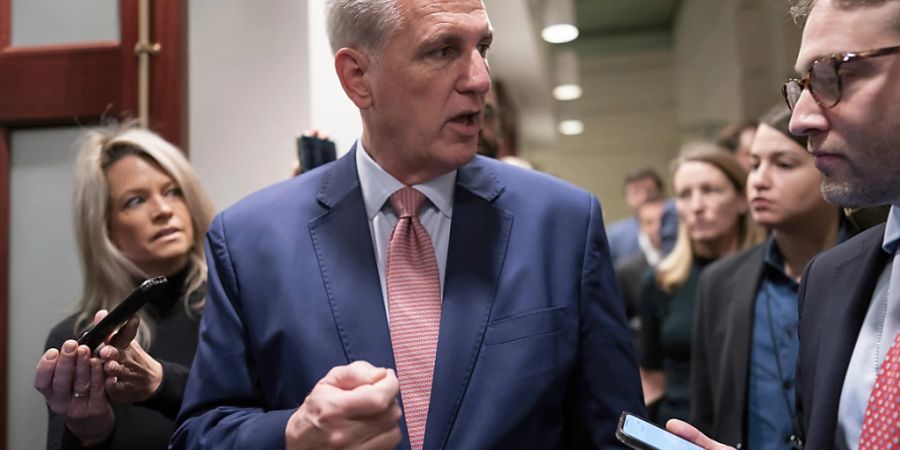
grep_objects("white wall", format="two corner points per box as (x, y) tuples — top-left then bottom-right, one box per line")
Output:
(189, 0), (364, 211)
(673, 0), (800, 137)
(7, 128), (84, 450)
(189, 0), (312, 210)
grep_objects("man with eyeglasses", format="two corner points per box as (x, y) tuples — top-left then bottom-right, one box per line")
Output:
(667, 0), (900, 449)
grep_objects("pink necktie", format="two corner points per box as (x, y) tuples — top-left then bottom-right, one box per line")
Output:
(859, 332), (900, 449)
(386, 187), (441, 450)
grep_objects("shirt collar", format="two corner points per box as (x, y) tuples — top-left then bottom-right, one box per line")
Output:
(355, 140), (456, 220)
(882, 204), (900, 254)
(764, 215), (855, 284)
(763, 235), (786, 273)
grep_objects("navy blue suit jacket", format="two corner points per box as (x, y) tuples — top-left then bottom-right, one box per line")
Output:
(171, 148), (643, 449)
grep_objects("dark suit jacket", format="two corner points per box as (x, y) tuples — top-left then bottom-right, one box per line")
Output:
(796, 223), (889, 449)
(691, 244), (766, 448)
(171, 148), (644, 449)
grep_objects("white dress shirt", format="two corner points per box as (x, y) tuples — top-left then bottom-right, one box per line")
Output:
(355, 141), (455, 320)
(836, 204), (900, 450)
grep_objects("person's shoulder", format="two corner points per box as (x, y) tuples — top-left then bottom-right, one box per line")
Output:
(616, 252), (648, 274)
(217, 159), (339, 226)
(702, 243), (765, 281)
(607, 217), (638, 235)
(466, 156), (596, 211)
(480, 156), (588, 193)
(811, 222), (886, 270)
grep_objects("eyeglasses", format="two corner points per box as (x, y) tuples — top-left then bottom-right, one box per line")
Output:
(782, 44), (900, 110)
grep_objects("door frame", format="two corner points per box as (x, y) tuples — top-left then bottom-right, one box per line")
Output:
(0, 1), (187, 447)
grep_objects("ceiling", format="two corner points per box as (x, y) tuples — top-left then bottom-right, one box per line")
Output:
(484, 0), (681, 152)
(575, 0), (680, 38)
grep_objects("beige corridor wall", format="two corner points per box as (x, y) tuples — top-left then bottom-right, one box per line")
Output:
(528, 0), (802, 223)
(674, 0), (802, 138)
(528, 39), (680, 224)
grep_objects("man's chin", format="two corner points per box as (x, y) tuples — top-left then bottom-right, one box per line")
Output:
(442, 141), (478, 166)
(821, 180), (893, 209)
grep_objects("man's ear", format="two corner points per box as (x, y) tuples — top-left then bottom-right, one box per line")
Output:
(334, 48), (373, 109)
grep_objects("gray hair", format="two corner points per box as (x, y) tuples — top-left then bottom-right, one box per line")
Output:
(790, 0), (816, 23)
(325, 0), (404, 56)
(790, 0), (895, 25)
(71, 123), (215, 348)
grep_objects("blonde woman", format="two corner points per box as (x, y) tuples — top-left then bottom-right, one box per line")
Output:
(639, 144), (760, 425)
(33, 125), (214, 449)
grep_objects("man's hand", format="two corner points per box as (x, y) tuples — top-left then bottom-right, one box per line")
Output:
(666, 419), (736, 450)
(286, 361), (402, 450)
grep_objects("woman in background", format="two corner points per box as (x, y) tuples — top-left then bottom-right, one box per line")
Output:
(639, 144), (760, 425)
(691, 104), (855, 449)
(33, 125), (214, 449)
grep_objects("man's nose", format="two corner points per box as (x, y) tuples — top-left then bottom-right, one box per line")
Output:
(458, 48), (491, 95)
(789, 89), (829, 138)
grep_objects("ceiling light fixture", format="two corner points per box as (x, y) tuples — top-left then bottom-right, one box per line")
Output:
(558, 120), (584, 136)
(557, 100), (583, 136)
(541, 0), (579, 44)
(552, 49), (582, 101)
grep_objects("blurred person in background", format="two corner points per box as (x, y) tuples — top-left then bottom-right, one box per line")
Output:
(617, 197), (668, 352)
(477, 85), (503, 159)
(34, 125), (214, 449)
(717, 120), (758, 173)
(691, 104), (857, 449)
(639, 144), (761, 425)
(608, 168), (666, 265)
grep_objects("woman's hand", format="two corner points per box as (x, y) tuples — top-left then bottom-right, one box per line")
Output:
(666, 419), (736, 450)
(34, 339), (119, 447)
(99, 311), (164, 403)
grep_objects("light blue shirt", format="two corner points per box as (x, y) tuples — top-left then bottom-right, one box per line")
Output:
(836, 205), (900, 450)
(355, 141), (455, 320)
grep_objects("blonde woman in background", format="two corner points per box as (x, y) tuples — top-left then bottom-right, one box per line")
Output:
(33, 125), (214, 449)
(639, 144), (761, 425)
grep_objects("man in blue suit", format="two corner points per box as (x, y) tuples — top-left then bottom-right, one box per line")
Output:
(171, 0), (643, 448)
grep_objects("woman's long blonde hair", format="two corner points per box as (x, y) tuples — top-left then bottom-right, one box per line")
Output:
(655, 143), (763, 293)
(72, 124), (215, 347)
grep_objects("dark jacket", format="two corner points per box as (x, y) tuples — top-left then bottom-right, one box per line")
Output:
(796, 223), (888, 449)
(690, 244), (766, 448)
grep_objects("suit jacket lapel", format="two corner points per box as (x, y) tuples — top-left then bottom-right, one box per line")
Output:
(730, 245), (766, 424)
(309, 146), (395, 369)
(813, 224), (888, 437)
(424, 158), (512, 449)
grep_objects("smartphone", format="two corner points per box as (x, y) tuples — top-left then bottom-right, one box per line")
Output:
(76, 276), (169, 350)
(616, 412), (705, 450)
(296, 135), (337, 174)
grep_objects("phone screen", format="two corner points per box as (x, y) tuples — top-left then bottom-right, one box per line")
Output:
(619, 414), (704, 450)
